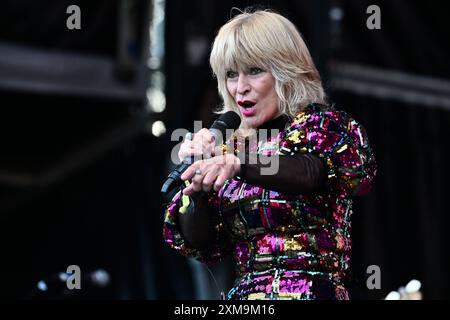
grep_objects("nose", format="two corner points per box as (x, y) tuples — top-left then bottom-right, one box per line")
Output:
(236, 73), (250, 96)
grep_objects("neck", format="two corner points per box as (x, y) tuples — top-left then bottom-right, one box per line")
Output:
(257, 113), (290, 131)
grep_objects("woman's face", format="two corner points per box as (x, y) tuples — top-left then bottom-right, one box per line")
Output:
(226, 66), (281, 129)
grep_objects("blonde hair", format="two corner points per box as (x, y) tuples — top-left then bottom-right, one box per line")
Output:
(209, 9), (327, 122)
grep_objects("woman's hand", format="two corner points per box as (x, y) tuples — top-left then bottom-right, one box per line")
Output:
(178, 128), (216, 162)
(180, 154), (241, 195)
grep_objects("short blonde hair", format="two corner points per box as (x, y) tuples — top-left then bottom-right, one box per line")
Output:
(209, 9), (327, 121)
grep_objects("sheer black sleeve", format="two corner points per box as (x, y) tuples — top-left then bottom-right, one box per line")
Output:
(238, 152), (326, 195)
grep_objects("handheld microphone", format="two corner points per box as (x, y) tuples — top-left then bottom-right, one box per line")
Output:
(161, 111), (241, 197)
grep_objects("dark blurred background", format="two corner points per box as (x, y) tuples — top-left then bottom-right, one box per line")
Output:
(0, 0), (448, 299)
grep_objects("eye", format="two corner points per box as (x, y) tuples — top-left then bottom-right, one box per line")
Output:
(226, 70), (238, 78)
(249, 67), (264, 75)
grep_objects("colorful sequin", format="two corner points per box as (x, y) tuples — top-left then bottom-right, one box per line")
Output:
(163, 103), (377, 300)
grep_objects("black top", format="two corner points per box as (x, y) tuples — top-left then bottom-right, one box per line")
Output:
(257, 113), (291, 131)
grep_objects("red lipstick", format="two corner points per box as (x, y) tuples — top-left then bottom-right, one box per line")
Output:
(237, 100), (256, 117)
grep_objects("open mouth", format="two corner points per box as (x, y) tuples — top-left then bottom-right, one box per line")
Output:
(238, 101), (256, 108)
(238, 100), (256, 109)
(237, 100), (257, 116)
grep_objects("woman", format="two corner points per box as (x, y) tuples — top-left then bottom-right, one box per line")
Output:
(163, 9), (376, 300)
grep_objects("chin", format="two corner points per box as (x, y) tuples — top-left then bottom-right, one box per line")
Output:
(243, 120), (259, 129)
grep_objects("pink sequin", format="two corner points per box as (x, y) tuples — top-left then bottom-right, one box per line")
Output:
(163, 103), (376, 300)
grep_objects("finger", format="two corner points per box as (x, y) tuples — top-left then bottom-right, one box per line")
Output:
(213, 172), (228, 192)
(190, 173), (203, 193)
(181, 161), (201, 181)
(202, 168), (218, 192)
(182, 183), (194, 195)
(194, 130), (215, 149)
(201, 140), (214, 159)
(214, 145), (223, 157)
(178, 141), (199, 156)
(195, 128), (215, 143)
(193, 135), (214, 159)
(185, 141), (202, 154)
(178, 141), (191, 160)
(179, 148), (203, 162)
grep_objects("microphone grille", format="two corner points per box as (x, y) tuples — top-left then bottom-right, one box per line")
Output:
(210, 111), (241, 134)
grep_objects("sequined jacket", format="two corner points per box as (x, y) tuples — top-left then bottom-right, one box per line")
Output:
(163, 103), (377, 300)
